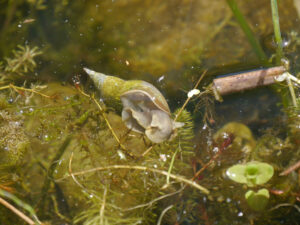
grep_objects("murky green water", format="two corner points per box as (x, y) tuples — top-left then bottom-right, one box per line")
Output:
(1, 0), (300, 224)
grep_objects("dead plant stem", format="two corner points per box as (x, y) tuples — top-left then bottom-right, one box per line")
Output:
(0, 84), (52, 98)
(0, 197), (36, 225)
(61, 164), (209, 194)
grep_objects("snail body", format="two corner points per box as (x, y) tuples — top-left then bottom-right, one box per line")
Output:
(84, 68), (183, 143)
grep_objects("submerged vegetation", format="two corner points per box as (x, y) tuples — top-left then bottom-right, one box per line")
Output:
(0, 0), (300, 224)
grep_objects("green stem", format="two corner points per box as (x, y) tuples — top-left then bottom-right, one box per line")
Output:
(271, 0), (283, 63)
(0, 189), (41, 225)
(286, 73), (297, 107)
(167, 147), (179, 184)
(37, 135), (72, 211)
(226, 0), (267, 62)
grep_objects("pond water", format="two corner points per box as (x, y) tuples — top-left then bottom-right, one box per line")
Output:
(1, 0), (300, 224)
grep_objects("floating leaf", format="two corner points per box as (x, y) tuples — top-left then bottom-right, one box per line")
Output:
(226, 161), (274, 187)
(245, 188), (270, 211)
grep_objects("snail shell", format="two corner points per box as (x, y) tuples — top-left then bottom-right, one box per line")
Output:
(84, 68), (183, 143)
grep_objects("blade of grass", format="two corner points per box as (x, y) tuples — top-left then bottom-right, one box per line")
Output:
(271, 0), (283, 63)
(226, 0), (267, 62)
(0, 189), (41, 225)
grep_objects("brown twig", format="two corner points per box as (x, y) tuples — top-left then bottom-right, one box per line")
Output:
(141, 146), (153, 157)
(279, 160), (300, 176)
(212, 66), (286, 96)
(0, 197), (35, 225)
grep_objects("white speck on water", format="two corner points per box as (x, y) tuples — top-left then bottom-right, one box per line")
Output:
(157, 75), (165, 83)
(159, 154), (167, 162)
(117, 150), (126, 160)
(8, 98), (14, 103)
(237, 212), (243, 217)
(17, 24), (22, 28)
(212, 147), (219, 153)
(188, 89), (200, 98)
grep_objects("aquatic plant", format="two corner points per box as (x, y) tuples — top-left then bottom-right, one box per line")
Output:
(0, 111), (29, 168)
(226, 161), (274, 187)
(0, 45), (42, 83)
(245, 188), (270, 212)
(226, 161), (274, 211)
(226, 0), (267, 62)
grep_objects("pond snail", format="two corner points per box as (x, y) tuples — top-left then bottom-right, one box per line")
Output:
(84, 68), (184, 143)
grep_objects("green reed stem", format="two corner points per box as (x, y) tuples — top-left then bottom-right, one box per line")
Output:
(0, 189), (41, 225)
(226, 0), (267, 62)
(271, 0), (283, 63)
(167, 147), (179, 184)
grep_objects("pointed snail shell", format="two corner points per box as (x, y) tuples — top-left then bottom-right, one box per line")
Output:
(84, 68), (183, 143)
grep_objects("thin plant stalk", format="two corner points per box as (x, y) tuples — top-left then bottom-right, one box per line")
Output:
(286, 73), (297, 107)
(226, 0), (267, 62)
(59, 164), (209, 194)
(157, 205), (174, 225)
(0, 189), (41, 225)
(271, 0), (283, 63)
(38, 135), (72, 210)
(167, 147), (179, 184)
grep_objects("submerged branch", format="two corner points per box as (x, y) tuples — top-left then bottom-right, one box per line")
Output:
(212, 66), (286, 96)
(279, 160), (300, 176)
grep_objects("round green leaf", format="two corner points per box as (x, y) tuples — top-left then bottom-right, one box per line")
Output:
(226, 161), (274, 187)
(245, 189), (270, 211)
(226, 164), (248, 184)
